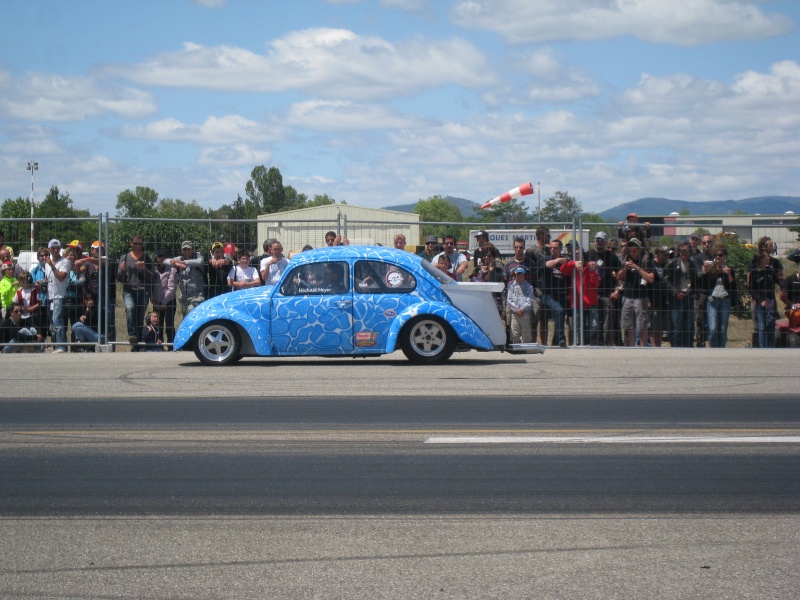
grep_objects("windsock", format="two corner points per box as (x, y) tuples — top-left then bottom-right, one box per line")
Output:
(481, 182), (535, 209)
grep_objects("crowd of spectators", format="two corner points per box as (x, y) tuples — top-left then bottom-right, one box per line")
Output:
(0, 225), (797, 352)
(418, 227), (797, 349)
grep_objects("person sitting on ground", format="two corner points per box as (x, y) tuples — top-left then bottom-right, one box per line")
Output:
(140, 310), (164, 351)
(70, 293), (99, 350)
(12, 271), (42, 346)
(1, 305), (38, 353)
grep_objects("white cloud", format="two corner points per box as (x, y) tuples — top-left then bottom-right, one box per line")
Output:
(107, 28), (497, 99)
(198, 144), (271, 167)
(451, 0), (793, 46)
(286, 100), (427, 131)
(121, 115), (287, 144)
(0, 72), (157, 121)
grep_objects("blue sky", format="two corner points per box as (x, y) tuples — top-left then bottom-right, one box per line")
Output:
(1, 0), (798, 215)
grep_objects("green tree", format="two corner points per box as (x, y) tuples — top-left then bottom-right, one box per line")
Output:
(540, 191), (582, 223)
(413, 195), (465, 240)
(245, 165), (286, 214)
(115, 186), (158, 218)
(678, 207), (691, 216)
(472, 198), (531, 224)
(33, 186), (96, 250)
(306, 194), (337, 208)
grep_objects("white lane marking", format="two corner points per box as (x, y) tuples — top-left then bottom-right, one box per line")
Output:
(424, 436), (800, 444)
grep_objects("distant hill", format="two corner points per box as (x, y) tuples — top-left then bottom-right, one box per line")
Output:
(384, 196), (481, 218)
(385, 194), (800, 222)
(598, 196), (800, 222)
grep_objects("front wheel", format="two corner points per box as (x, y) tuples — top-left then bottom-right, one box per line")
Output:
(400, 316), (456, 364)
(194, 321), (241, 365)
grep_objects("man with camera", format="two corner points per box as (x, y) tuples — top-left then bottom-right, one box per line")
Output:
(616, 238), (655, 347)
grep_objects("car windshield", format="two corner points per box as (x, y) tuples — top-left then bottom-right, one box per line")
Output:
(420, 258), (456, 285)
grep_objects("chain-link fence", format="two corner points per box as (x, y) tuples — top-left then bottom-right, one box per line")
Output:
(1, 214), (797, 352)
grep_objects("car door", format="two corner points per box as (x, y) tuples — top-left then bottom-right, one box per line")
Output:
(352, 259), (418, 354)
(270, 260), (354, 355)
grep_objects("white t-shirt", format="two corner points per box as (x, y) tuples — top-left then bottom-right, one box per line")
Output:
(45, 257), (70, 299)
(260, 256), (288, 286)
(227, 265), (260, 285)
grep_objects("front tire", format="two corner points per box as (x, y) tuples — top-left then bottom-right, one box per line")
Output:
(400, 316), (456, 364)
(194, 321), (241, 365)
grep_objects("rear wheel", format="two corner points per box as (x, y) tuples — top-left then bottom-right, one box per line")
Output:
(400, 316), (456, 364)
(194, 321), (241, 365)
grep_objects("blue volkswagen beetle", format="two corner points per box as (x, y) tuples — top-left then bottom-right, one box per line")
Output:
(173, 246), (545, 365)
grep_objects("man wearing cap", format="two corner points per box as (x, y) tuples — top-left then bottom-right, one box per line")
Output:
(618, 213), (652, 248)
(166, 241), (206, 317)
(433, 234), (468, 281)
(472, 230), (490, 269)
(506, 266), (534, 343)
(616, 237), (655, 347)
(417, 235), (440, 260)
(45, 239), (70, 352)
(586, 231), (622, 346)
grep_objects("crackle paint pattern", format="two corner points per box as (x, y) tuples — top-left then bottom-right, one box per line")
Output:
(174, 246), (495, 357)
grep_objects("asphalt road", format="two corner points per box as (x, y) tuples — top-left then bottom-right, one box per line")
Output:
(1, 350), (799, 598)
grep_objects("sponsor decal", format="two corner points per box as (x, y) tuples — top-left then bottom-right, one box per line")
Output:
(355, 331), (378, 347)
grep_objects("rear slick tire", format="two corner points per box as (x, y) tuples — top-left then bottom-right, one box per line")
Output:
(400, 316), (456, 364)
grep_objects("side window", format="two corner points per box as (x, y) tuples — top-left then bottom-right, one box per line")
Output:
(280, 262), (350, 296)
(354, 260), (416, 294)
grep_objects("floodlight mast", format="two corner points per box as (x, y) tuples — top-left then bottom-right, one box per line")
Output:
(27, 160), (38, 252)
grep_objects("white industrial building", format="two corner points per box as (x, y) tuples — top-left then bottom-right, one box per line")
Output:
(660, 213), (799, 253)
(257, 204), (421, 254)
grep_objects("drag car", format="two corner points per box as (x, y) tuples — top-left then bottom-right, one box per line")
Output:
(173, 246), (545, 365)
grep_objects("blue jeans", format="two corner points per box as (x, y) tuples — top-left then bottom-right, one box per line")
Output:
(542, 294), (566, 345)
(72, 321), (99, 344)
(706, 296), (731, 348)
(755, 302), (776, 349)
(50, 298), (68, 351)
(670, 295), (694, 347)
(123, 289), (149, 342)
(2, 327), (37, 353)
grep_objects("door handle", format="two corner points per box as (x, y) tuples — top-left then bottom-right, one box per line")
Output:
(334, 300), (352, 308)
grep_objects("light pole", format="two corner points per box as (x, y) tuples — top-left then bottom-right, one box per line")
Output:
(27, 160), (38, 252)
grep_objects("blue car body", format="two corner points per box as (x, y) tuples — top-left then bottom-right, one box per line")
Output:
(174, 246), (545, 364)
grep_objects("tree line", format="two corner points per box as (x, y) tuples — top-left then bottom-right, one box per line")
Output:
(1, 163), (598, 256)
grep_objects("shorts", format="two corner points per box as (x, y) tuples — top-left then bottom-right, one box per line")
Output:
(650, 307), (669, 332)
(621, 297), (649, 332)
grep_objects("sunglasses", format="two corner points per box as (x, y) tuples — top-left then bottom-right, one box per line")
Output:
(714, 253), (725, 257)
(132, 242), (144, 246)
